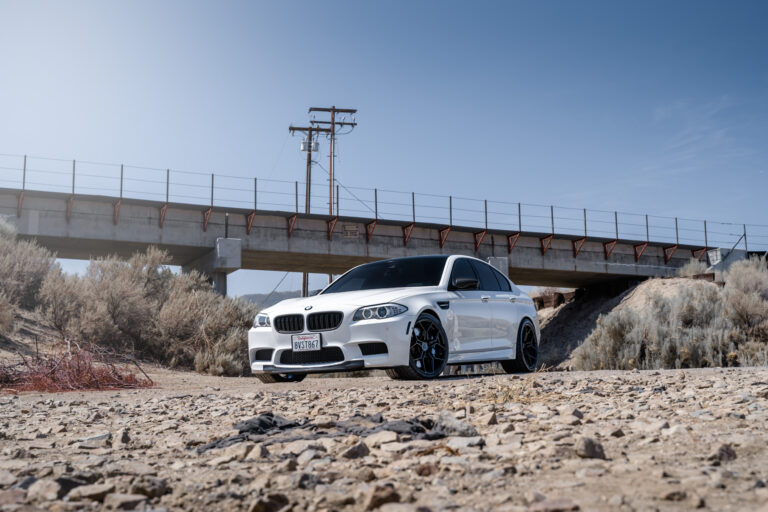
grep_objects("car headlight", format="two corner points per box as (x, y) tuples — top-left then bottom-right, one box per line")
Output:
(353, 303), (408, 321)
(254, 313), (271, 328)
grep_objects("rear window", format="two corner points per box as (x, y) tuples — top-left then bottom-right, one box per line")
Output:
(491, 267), (512, 291)
(322, 256), (448, 294)
(469, 260), (501, 291)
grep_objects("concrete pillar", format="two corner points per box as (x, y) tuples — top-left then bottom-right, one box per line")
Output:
(182, 238), (242, 296)
(212, 272), (228, 296)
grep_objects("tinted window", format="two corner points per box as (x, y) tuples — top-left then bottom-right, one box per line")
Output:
(490, 267), (512, 291)
(322, 256), (448, 294)
(449, 258), (478, 289)
(470, 260), (501, 291)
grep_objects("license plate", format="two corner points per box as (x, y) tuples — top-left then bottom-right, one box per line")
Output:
(291, 333), (321, 352)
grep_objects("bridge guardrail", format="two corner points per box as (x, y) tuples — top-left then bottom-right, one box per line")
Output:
(0, 152), (765, 253)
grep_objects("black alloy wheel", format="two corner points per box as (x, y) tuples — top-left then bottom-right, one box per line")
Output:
(255, 372), (307, 384)
(501, 318), (538, 374)
(386, 312), (448, 380)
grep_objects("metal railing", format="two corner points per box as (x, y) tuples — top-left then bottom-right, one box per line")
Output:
(0, 152), (765, 252)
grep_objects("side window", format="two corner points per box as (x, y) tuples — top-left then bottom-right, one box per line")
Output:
(491, 267), (512, 291)
(449, 258), (477, 288)
(469, 260), (501, 291)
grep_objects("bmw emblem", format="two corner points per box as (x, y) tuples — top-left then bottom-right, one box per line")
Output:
(304, 305), (313, 311)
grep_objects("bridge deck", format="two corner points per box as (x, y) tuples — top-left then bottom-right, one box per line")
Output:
(1, 187), (706, 289)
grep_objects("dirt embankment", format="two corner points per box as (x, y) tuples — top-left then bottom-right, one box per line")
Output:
(538, 278), (717, 369)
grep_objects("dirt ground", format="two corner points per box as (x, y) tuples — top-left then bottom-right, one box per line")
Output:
(2, 366), (768, 511)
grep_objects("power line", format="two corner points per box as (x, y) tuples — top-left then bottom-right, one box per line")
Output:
(311, 159), (375, 215)
(259, 271), (291, 309)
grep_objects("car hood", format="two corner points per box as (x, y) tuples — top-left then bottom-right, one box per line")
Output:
(263, 287), (436, 315)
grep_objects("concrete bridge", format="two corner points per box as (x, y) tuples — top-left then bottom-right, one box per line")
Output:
(1, 187), (711, 294)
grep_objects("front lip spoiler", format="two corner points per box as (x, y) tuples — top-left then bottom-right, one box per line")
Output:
(259, 359), (365, 374)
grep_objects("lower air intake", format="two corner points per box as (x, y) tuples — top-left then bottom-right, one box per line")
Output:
(359, 342), (388, 356)
(279, 347), (345, 365)
(253, 349), (273, 361)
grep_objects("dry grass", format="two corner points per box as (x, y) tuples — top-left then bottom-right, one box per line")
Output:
(0, 347), (152, 393)
(573, 257), (768, 370)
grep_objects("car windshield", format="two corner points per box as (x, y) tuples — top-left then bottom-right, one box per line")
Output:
(322, 256), (448, 294)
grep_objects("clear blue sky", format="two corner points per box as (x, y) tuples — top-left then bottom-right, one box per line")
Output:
(1, 1), (767, 295)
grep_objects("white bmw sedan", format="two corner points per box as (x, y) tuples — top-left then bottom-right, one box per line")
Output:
(248, 255), (540, 383)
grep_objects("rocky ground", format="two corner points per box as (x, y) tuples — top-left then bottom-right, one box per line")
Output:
(2, 368), (768, 512)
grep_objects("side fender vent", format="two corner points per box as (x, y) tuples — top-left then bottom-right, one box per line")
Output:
(437, 301), (450, 310)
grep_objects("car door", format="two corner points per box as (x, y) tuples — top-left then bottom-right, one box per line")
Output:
(469, 260), (519, 351)
(489, 265), (524, 352)
(446, 258), (494, 354)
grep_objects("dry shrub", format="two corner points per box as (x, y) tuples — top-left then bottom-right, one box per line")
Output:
(0, 216), (55, 309)
(38, 247), (256, 376)
(574, 258), (768, 370)
(726, 257), (768, 300)
(677, 258), (708, 277)
(0, 348), (152, 393)
(0, 216), (16, 239)
(38, 266), (85, 335)
(0, 293), (14, 336)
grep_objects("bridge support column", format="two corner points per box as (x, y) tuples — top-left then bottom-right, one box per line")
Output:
(212, 272), (228, 296)
(182, 237), (242, 296)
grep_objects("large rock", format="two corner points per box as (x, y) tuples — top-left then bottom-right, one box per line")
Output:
(27, 477), (82, 502)
(130, 476), (169, 498)
(341, 441), (370, 459)
(366, 430), (399, 447)
(434, 411), (479, 437)
(27, 480), (59, 502)
(0, 489), (26, 506)
(249, 492), (289, 512)
(103, 493), (148, 510)
(365, 485), (401, 511)
(0, 469), (16, 487)
(575, 437), (606, 460)
(68, 483), (115, 501)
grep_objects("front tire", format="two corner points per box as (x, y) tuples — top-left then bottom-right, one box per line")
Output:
(255, 373), (307, 384)
(387, 313), (448, 380)
(501, 318), (538, 373)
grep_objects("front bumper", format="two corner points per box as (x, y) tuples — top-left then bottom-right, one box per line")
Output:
(260, 360), (365, 374)
(248, 313), (415, 374)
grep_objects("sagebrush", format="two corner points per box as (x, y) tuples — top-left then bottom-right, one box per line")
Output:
(676, 258), (708, 278)
(38, 248), (256, 376)
(0, 216), (256, 377)
(0, 217), (55, 309)
(0, 293), (14, 336)
(573, 257), (768, 370)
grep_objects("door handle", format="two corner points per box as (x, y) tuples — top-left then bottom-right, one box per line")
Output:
(481, 296), (490, 302)
(509, 297), (517, 303)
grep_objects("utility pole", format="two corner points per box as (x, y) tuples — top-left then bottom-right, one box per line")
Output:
(289, 124), (330, 213)
(289, 124), (331, 297)
(308, 106), (357, 215)
(307, 106), (357, 285)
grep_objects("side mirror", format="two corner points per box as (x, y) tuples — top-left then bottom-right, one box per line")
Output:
(452, 277), (479, 290)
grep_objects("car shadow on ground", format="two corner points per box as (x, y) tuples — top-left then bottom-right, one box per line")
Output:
(437, 372), (512, 381)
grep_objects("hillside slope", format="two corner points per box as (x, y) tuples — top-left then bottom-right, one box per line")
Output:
(539, 278), (728, 369)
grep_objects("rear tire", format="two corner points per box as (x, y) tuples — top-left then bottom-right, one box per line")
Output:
(501, 318), (538, 374)
(387, 313), (448, 380)
(255, 372), (307, 384)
